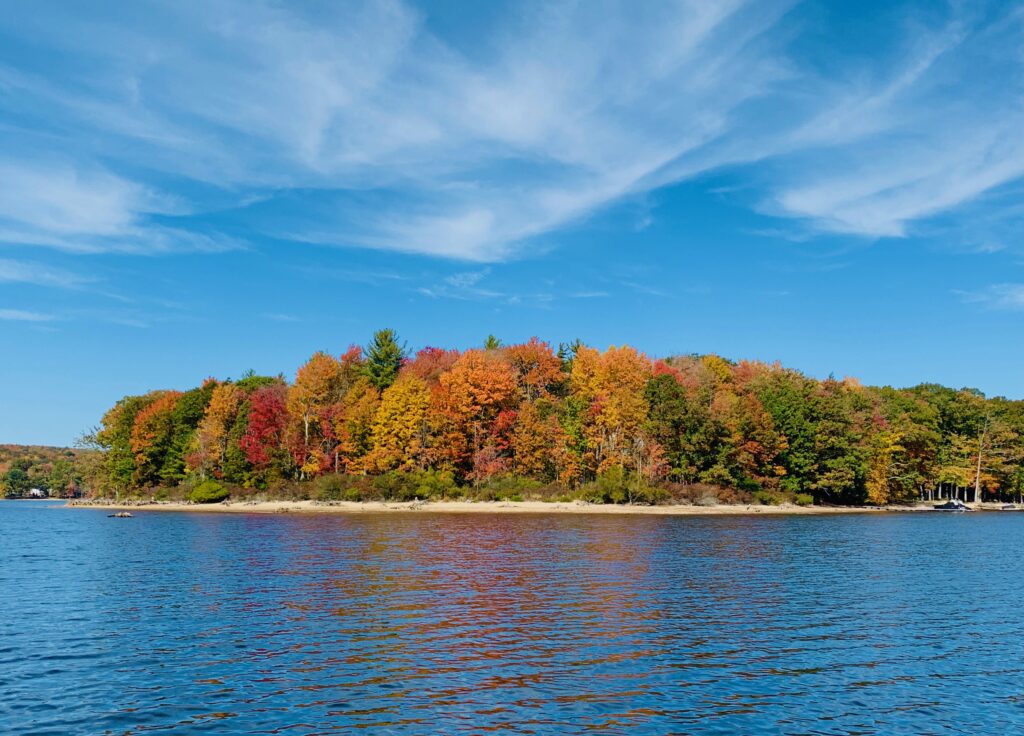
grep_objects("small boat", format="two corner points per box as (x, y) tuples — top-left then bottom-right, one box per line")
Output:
(1002, 504), (1019, 511)
(107, 511), (133, 518)
(933, 499), (970, 512)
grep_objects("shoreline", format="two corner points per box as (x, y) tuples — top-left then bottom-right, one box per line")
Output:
(63, 499), (936, 516)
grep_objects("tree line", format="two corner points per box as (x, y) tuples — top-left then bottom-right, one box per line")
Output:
(1, 445), (87, 498)
(80, 330), (1024, 506)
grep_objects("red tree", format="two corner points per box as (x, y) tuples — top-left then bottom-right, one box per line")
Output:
(403, 347), (460, 383)
(240, 384), (289, 468)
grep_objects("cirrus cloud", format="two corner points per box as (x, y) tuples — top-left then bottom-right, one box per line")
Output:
(0, 0), (1021, 261)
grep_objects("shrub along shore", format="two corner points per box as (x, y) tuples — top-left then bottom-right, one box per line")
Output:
(78, 330), (1024, 508)
(107, 471), (769, 507)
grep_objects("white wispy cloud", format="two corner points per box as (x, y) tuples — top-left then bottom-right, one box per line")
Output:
(0, 308), (54, 322)
(957, 284), (1024, 311)
(0, 258), (90, 288)
(417, 268), (501, 299)
(263, 313), (300, 323)
(0, 0), (1021, 260)
(766, 8), (1024, 237)
(570, 291), (610, 299)
(417, 267), (560, 306)
(0, 158), (241, 254)
(444, 270), (489, 289)
(293, 265), (410, 285)
(0, 0), (793, 260)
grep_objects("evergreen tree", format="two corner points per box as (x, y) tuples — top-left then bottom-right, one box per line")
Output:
(365, 329), (407, 391)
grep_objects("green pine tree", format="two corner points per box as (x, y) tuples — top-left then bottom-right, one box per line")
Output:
(365, 329), (407, 390)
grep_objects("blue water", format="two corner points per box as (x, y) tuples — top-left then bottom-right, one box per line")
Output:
(2, 502), (1024, 734)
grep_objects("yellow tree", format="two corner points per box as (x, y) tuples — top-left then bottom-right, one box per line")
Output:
(865, 429), (906, 505)
(366, 375), (431, 472)
(571, 345), (651, 475)
(332, 377), (380, 472)
(288, 351), (342, 476)
(511, 400), (578, 482)
(190, 382), (242, 478)
(512, 401), (550, 478)
(701, 354), (734, 384)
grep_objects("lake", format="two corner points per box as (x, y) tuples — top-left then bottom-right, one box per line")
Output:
(2, 501), (1023, 734)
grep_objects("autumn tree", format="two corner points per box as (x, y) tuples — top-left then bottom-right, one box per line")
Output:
(713, 389), (787, 491)
(129, 390), (183, 488)
(571, 345), (652, 478)
(403, 347), (460, 384)
(865, 429), (913, 505)
(431, 349), (518, 477)
(95, 393), (158, 496)
(240, 383), (291, 477)
(338, 345), (366, 392)
(505, 337), (564, 401)
(190, 383), (243, 479)
(288, 351), (343, 476)
(871, 386), (941, 501)
(332, 377), (380, 472)
(511, 399), (574, 482)
(366, 375), (431, 472)
(161, 380), (217, 484)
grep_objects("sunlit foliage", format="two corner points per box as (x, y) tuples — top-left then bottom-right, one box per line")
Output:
(85, 330), (1024, 505)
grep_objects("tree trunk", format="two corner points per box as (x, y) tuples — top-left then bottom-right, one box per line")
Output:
(974, 451), (983, 505)
(974, 414), (990, 506)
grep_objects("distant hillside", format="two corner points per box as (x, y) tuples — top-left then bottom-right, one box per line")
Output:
(1, 444), (94, 498)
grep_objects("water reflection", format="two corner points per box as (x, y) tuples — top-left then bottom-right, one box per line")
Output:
(2, 503), (1024, 734)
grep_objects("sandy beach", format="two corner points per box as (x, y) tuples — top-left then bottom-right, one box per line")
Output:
(65, 499), (930, 515)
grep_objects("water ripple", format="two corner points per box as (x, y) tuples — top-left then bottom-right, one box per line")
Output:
(2, 502), (1024, 734)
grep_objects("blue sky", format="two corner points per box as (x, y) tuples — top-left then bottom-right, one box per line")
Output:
(2, 0), (1024, 445)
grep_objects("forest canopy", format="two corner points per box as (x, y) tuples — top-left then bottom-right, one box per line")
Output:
(79, 330), (1024, 506)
